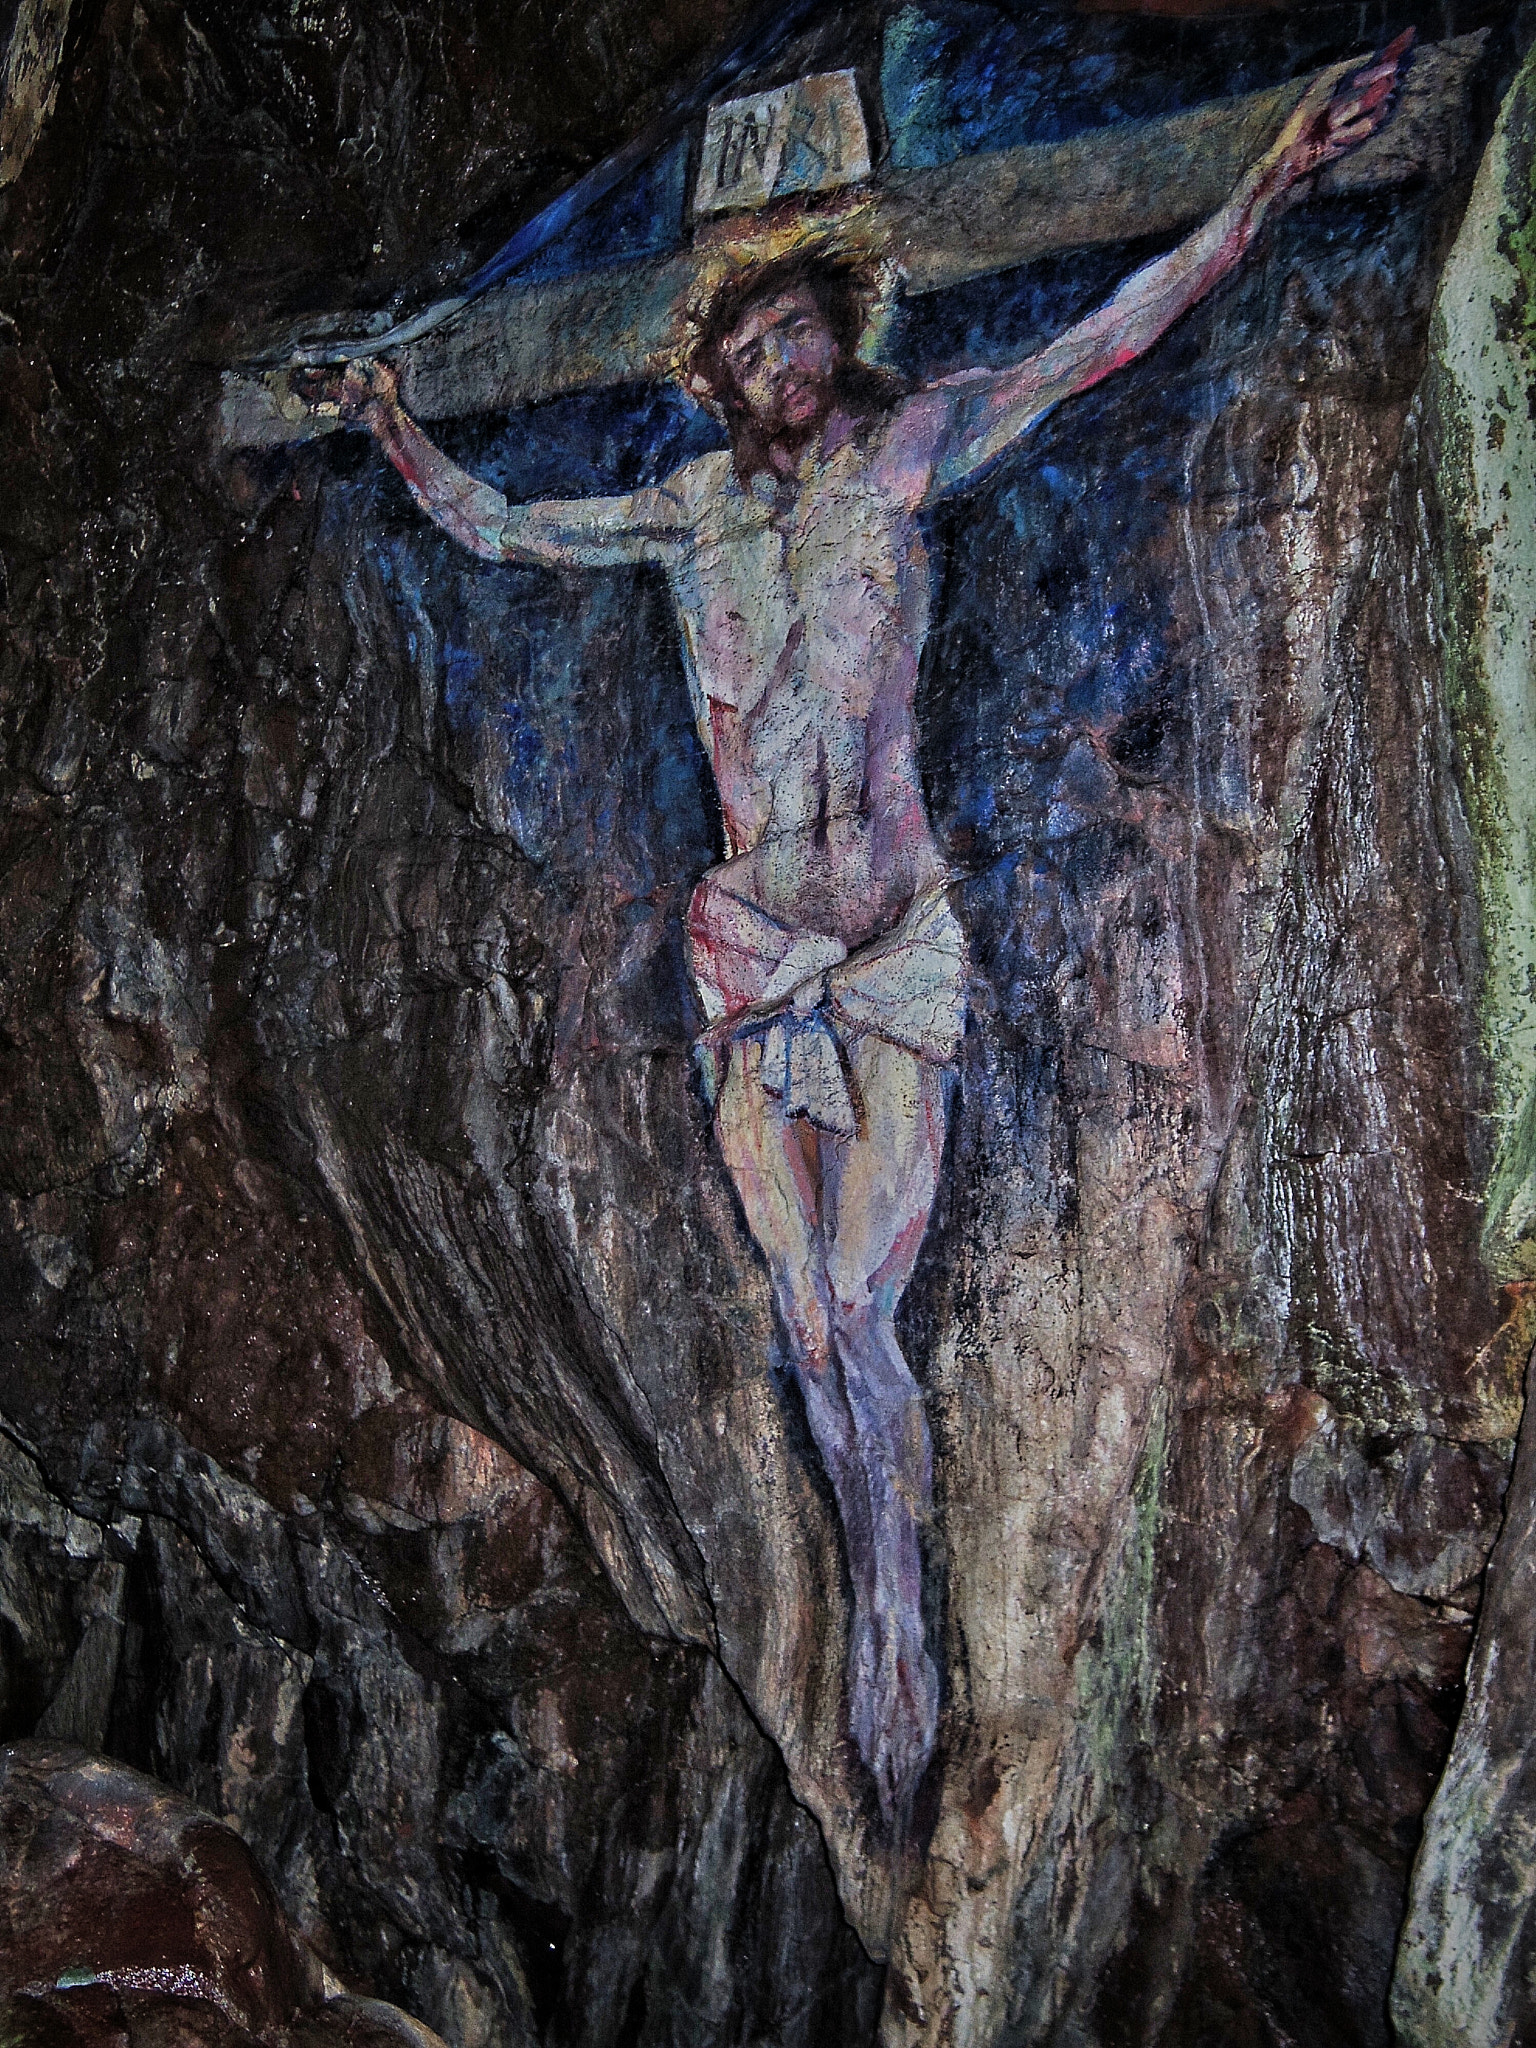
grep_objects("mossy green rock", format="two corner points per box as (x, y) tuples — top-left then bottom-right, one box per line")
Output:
(1428, 37), (1536, 1280)
(1392, 38), (1536, 2045)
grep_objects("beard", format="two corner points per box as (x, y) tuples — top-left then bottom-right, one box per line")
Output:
(765, 373), (835, 441)
(723, 361), (909, 482)
(726, 378), (835, 478)
(767, 405), (830, 457)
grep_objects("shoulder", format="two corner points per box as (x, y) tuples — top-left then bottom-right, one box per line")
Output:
(658, 450), (734, 516)
(901, 370), (998, 420)
(870, 383), (968, 502)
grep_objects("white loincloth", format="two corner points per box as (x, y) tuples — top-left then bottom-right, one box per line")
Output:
(687, 882), (967, 1136)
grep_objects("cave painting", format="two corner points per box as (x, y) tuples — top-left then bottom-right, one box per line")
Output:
(321, 39), (1406, 1815)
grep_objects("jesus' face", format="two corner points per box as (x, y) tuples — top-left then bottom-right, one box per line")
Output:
(718, 285), (841, 437)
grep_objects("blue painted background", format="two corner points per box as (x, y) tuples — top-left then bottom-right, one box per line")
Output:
(343, 0), (1452, 1060)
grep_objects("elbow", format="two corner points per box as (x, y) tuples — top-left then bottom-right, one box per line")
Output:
(437, 519), (505, 562)
(468, 524), (509, 562)
(401, 486), (499, 561)
(495, 532), (565, 570)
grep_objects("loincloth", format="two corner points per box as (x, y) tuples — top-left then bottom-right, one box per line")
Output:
(687, 881), (967, 1136)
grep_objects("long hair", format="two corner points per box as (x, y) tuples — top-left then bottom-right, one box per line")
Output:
(683, 250), (909, 479)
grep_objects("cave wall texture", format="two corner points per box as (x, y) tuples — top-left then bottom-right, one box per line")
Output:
(3, 1), (1536, 2045)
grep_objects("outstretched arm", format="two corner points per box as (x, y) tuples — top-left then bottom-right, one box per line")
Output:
(924, 33), (1412, 498)
(330, 359), (694, 567)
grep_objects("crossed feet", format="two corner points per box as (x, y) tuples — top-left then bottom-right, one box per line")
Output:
(849, 1585), (940, 1822)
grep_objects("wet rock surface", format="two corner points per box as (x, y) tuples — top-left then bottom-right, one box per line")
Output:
(0, 1741), (461, 2048)
(0, 1128), (877, 2046)
(2, 1), (1535, 2045)
(1390, 32), (1536, 2043)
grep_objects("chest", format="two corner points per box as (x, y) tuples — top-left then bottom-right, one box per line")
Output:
(679, 470), (923, 701)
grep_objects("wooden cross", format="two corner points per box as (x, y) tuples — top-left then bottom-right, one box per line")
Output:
(221, 33), (1485, 450)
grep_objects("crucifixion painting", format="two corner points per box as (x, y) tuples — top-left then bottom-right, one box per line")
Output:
(294, 39), (1409, 1815)
(307, 44), (1417, 1810)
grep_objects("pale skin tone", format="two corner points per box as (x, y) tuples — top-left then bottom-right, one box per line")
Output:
(329, 44), (1407, 1813)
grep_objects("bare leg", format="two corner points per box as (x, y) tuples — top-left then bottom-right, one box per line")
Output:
(715, 1030), (946, 1817)
(822, 1034), (947, 1815)
(714, 1039), (887, 1784)
(714, 1035), (834, 1367)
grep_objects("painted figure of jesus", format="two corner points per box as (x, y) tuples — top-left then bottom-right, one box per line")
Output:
(325, 45), (1404, 1813)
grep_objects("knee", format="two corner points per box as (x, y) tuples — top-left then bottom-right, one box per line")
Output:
(828, 1277), (891, 1355)
(828, 1285), (869, 1351)
(779, 1288), (834, 1378)
(830, 1290), (917, 1405)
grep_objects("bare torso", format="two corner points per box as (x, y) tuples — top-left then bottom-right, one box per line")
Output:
(667, 408), (950, 948)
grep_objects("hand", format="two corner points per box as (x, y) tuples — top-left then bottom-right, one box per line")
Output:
(1266, 28), (1415, 200)
(337, 356), (400, 423)
(292, 356), (401, 427)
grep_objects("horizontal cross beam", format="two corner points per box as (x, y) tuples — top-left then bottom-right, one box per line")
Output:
(221, 34), (1484, 450)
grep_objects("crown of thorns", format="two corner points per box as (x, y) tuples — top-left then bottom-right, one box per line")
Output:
(671, 200), (901, 407)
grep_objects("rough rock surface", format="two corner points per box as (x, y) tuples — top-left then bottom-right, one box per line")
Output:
(1391, 35), (1536, 2046)
(0, 1134), (877, 2046)
(1392, 1347), (1536, 2048)
(1, 2), (1534, 2046)
(0, 1741), (456, 2047)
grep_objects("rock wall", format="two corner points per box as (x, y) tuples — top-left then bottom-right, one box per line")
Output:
(1392, 36), (1536, 2046)
(1, 3), (1534, 2047)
